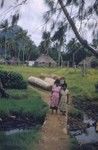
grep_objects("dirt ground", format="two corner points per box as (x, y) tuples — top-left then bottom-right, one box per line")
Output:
(36, 88), (69, 150)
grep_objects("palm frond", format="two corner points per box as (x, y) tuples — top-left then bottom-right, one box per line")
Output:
(93, 0), (98, 15)
(0, 20), (8, 29)
(1, 0), (4, 8)
(66, 0), (72, 6)
(11, 13), (19, 26)
(45, 0), (54, 10)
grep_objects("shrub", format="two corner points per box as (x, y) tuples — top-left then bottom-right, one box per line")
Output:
(69, 137), (79, 150)
(95, 82), (98, 92)
(69, 108), (83, 120)
(91, 59), (98, 68)
(0, 70), (27, 89)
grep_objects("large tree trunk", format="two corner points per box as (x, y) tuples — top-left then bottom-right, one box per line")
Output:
(58, 0), (98, 57)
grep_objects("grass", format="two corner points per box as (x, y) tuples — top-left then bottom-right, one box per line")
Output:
(0, 86), (48, 150)
(0, 128), (40, 150)
(69, 137), (79, 150)
(0, 87), (48, 118)
(0, 65), (98, 99)
(0, 65), (98, 150)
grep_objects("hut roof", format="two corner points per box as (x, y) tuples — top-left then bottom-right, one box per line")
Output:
(0, 48), (4, 55)
(79, 56), (96, 65)
(35, 54), (56, 64)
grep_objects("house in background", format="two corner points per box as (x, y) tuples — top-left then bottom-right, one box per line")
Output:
(0, 58), (5, 64)
(0, 48), (5, 58)
(35, 54), (57, 67)
(7, 57), (19, 65)
(79, 56), (98, 68)
(25, 60), (35, 67)
(0, 48), (5, 64)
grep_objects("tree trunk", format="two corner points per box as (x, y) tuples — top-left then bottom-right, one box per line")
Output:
(5, 36), (6, 61)
(58, 44), (62, 67)
(58, 0), (98, 57)
(0, 81), (9, 98)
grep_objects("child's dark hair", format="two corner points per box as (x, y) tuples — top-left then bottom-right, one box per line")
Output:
(62, 84), (67, 89)
(54, 79), (60, 85)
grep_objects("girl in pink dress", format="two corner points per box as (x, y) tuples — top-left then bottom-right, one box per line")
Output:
(50, 79), (61, 114)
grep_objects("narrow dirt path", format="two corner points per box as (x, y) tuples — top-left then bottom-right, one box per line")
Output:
(31, 87), (69, 150)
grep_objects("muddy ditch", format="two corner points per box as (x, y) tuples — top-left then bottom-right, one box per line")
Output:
(69, 96), (98, 150)
(0, 111), (45, 132)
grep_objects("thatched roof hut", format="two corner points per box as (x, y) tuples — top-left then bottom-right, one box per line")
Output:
(35, 54), (57, 67)
(7, 57), (18, 65)
(0, 58), (5, 64)
(79, 56), (98, 68)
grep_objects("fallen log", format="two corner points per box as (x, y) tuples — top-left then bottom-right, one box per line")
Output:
(28, 76), (55, 91)
(95, 122), (98, 132)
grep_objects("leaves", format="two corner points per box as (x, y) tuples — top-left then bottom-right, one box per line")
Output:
(66, 0), (79, 6)
(93, 0), (98, 15)
(45, 0), (54, 10)
(52, 22), (67, 44)
(12, 14), (19, 26)
(73, 0), (79, 6)
(43, 11), (51, 23)
(0, 25), (38, 60)
(66, 0), (72, 5)
(0, 0), (4, 8)
(0, 20), (8, 29)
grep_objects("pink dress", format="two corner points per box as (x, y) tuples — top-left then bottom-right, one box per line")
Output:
(50, 85), (61, 109)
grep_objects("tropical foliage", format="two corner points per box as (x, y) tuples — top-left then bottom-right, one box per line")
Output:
(44, 0), (98, 56)
(0, 24), (39, 61)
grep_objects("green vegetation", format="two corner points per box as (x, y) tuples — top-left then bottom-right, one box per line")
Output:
(0, 86), (48, 150)
(95, 81), (98, 92)
(68, 106), (83, 120)
(0, 70), (27, 89)
(0, 128), (40, 150)
(0, 65), (98, 150)
(0, 87), (48, 119)
(0, 65), (98, 99)
(69, 137), (79, 150)
(0, 25), (39, 61)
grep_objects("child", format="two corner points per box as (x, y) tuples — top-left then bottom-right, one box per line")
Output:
(50, 79), (61, 114)
(59, 84), (70, 115)
(60, 77), (67, 88)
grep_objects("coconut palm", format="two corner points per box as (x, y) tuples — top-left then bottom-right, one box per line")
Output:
(44, 0), (98, 57)
(1, 0), (98, 56)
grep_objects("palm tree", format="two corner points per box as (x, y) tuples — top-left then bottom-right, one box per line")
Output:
(44, 0), (98, 57)
(1, 0), (98, 56)
(42, 31), (51, 55)
(0, 20), (9, 60)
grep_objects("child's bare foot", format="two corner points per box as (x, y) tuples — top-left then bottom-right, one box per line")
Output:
(51, 110), (54, 114)
(55, 109), (58, 114)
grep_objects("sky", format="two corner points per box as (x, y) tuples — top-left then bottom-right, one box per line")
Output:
(0, 0), (98, 46)
(18, 0), (48, 45)
(0, 0), (48, 45)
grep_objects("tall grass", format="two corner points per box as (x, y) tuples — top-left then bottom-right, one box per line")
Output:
(0, 65), (98, 150)
(0, 65), (98, 99)
(0, 128), (40, 150)
(0, 87), (48, 117)
(0, 87), (48, 150)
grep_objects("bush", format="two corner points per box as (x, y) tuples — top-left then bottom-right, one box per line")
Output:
(0, 70), (27, 89)
(69, 108), (83, 120)
(69, 137), (79, 150)
(91, 59), (98, 68)
(95, 82), (98, 92)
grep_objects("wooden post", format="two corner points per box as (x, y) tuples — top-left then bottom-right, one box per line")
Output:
(65, 103), (68, 134)
(63, 96), (71, 135)
(5, 36), (7, 62)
